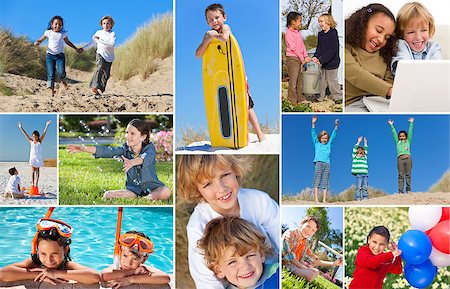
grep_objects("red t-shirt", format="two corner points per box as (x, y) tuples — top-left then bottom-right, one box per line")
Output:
(349, 244), (403, 289)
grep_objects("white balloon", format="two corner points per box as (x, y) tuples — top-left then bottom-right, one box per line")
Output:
(408, 207), (442, 231)
(429, 246), (450, 267)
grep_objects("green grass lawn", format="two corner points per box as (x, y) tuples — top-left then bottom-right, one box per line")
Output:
(59, 148), (173, 205)
(282, 269), (342, 289)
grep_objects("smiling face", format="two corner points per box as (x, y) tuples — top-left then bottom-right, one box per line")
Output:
(51, 19), (63, 32)
(38, 239), (66, 269)
(196, 165), (240, 216)
(318, 17), (331, 32)
(290, 15), (302, 30)
(368, 233), (388, 255)
(320, 134), (329, 144)
(120, 245), (146, 270)
(300, 220), (318, 239)
(402, 18), (429, 52)
(363, 13), (395, 53)
(125, 124), (146, 148)
(206, 9), (226, 32)
(398, 132), (407, 141)
(215, 248), (265, 289)
(101, 18), (113, 32)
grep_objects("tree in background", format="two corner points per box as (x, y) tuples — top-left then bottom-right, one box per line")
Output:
(281, 0), (330, 31)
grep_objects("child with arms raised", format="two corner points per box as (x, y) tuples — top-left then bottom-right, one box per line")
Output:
(102, 230), (170, 288)
(391, 2), (442, 74)
(311, 115), (338, 203)
(0, 217), (99, 284)
(352, 137), (369, 201)
(197, 216), (279, 289)
(177, 155), (279, 289)
(349, 226), (403, 289)
(345, 4), (397, 111)
(195, 3), (264, 141)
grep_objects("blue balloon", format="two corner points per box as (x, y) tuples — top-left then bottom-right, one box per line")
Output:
(404, 259), (438, 288)
(398, 230), (432, 265)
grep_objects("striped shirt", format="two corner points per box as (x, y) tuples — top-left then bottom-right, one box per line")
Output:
(351, 144), (368, 175)
(282, 228), (315, 263)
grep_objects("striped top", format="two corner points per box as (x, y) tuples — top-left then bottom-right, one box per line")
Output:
(351, 144), (368, 175)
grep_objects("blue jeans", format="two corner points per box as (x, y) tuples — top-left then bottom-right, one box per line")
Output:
(46, 53), (66, 88)
(355, 174), (368, 201)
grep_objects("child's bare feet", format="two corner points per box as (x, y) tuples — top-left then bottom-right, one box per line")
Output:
(407, 191), (412, 195)
(62, 80), (69, 90)
(92, 87), (99, 95)
(49, 88), (55, 96)
(257, 132), (265, 142)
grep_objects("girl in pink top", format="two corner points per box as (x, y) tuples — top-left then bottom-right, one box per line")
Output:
(285, 12), (310, 104)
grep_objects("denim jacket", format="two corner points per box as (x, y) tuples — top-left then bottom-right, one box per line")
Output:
(94, 142), (165, 195)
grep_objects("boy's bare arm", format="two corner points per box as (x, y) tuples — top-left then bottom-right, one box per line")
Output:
(213, 24), (231, 42)
(195, 32), (214, 58)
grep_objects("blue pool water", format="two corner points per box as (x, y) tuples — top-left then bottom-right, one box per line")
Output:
(0, 207), (173, 274)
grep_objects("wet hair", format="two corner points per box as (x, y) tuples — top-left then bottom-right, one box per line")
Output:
(300, 215), (320, 231)
(128, 119), (150, 146)
(197, 216), (272, 272)
(205, 3), (226, 18)
(32, 130), (42, 142)
(123, 230), (152, 258)
(367, 225), (390, 243)
(8, 167), (17, 175)
(398, 130), (408, 138)
(100, 15), (115, 28)
(286, 11), (302, 28)
(47, 15), (66, 32)
(317, 130), (329, 142)
(319, 13), (337, 29)
(396, 2), (435, 38)
(32, 228), (72, 268)
(345, 3), (397, 64)
(176, 155), (247, 203)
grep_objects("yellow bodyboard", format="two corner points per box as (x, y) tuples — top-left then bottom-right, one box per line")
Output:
(202, 34), (248, 148)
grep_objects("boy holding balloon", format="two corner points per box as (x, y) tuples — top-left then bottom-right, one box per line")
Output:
(349, 226), (403, 289)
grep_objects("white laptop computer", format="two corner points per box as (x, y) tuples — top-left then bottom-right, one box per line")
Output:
(362, 60), (450, 112)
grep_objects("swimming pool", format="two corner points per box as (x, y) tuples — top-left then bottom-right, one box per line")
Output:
(0, 207), (173, 274)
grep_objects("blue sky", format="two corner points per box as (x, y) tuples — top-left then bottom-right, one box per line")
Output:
(282, 206), (343, 234)
(282, 114), (450, 195)
(0, 0), (173, 45)
(175, 0), (280, 139)
(0, 114), (58, 162)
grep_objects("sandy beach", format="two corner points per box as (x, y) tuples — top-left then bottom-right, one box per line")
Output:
(0, 57), (173, 113)
(177, 133), (280, 153)
(0, 162), (57, 206)
(283, 192), (450, 206)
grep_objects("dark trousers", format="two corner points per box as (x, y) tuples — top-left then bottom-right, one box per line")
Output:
(397, 155), (412, 192)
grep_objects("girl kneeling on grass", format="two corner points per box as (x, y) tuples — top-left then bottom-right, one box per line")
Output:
(67, 119), (171, 200)
(0, 217), (99, 284)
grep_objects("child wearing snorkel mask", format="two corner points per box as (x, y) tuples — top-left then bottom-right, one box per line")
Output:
(102, 230), (170, 288)
(0, 218), (100, 284)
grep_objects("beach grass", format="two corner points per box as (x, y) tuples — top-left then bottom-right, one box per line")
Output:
(113, 13), (173, 81)
(0, 80), (14, 96)
(65, 46), (96, 72)
(58, 147), (173, 205)
(282, 186), (387, 203)
(282, 269), (342, 289)
(428, 170), (450, 192)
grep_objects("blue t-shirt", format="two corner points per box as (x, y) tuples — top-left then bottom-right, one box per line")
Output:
(312, 127), (337, 163)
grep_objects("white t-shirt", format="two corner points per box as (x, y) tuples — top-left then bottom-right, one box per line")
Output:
(5, 175), (20, 193)
(84, 30), (116, 62)
(186, 188), (280, 289)
(44, 30), (67, 55)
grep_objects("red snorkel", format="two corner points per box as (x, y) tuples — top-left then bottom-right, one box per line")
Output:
(31, 207), (55, 259)
(113, 207), (123, 269)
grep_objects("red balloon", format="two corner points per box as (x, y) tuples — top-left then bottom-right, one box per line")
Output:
(439, 207), (450, 222)
(428, 220), (450, 254)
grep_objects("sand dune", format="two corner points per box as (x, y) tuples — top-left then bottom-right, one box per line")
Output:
(0, 162), (57, 206)
(283, 192), (450, 205)
(0, 57), (173, 113)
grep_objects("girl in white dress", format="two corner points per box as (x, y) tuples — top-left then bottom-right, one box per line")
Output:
(18, 120), (51, 189)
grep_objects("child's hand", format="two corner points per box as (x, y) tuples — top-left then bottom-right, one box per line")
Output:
(94, 36), (100, 40)
(357, 136), (363, 143)
(45, 120), (51, 126)
(206, 30), (219, 39)
(122, 156), (134, 173)
(408, 117), (414, 123)
(305, 56), (311, 63)
(134, 266), (150, 275)
(33, 40), (40, 46)
(18, 122), (22, 128)
(67, 144), (83, 153)
(312, 57), (320, 64)
(334, 258), (343, 266)
(335, 119), (339, 126)
(76, 47), (84, 53)
(312, 115), (317, 124)
(389, 242), (402, 257)
(388, 119), (394, 125)
(110, 278), (131, 289)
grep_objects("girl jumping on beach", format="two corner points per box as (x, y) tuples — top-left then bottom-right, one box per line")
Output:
(311, 115), (338, 203)
(18, 120), (51, 190)
(388, 117), (414, 194)
(67, 119), (171, 200)
(0, 216), (100, 284)
(34, 15), (83, 96)
(349, 226), (403, 289)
